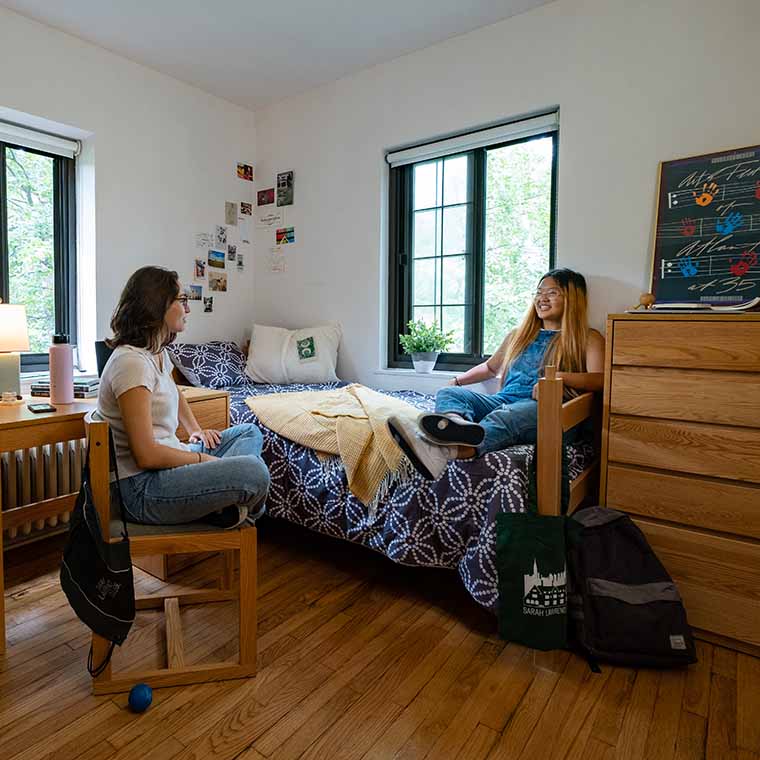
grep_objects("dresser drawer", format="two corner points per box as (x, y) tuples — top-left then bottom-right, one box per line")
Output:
(612, 321), (760, 371)
(635, 519), (760, 647)
(609, 366), (760, 427)
(606, 464), (760, 540)
(608, 415), (760, 484)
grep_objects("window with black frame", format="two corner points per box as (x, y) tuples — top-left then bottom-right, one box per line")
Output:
(388, 112), (557, 370)
(0, 128), (77, 372)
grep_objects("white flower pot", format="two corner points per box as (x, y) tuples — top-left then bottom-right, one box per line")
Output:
(411, 351), (439, 374)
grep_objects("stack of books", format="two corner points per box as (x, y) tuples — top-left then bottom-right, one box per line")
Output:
(31, 375), (100, 399)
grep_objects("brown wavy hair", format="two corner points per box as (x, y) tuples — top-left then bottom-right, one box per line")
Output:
(498, 268), (589, 381)
(108, 266), (181, 353)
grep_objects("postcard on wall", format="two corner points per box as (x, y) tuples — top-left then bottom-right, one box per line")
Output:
(193, 258), (207, 280)
(215, 225), (227, 246)
(240, 201), (252, 216)
(208, 249), (226, 269)
(227, 244), (237, 261)
(195, 232), (214, 249)
(185, 284), (203, 301)
(269, 251), (286, 273)
(238, 219), (251, 244)
(209, 270), (228, 292)
(203, 296), (214, 313)
(276, 226), (295, 245)
(237, 163), (254, 182)
(257, 188), (274, 206)
(256, 208), (284, 229)
(276, 171), (294, 206)
(225, 201), (238, 226)
(236, 252), (244, 272)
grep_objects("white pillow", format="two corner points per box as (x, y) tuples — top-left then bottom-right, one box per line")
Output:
(245, 322), (341, 384)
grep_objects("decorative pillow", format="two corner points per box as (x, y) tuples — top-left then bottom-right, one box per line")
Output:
(245, 323), (341, 384)
(167, 341), (247, 388)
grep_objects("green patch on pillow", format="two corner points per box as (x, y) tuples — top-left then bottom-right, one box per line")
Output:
(296, 336), (316, 361)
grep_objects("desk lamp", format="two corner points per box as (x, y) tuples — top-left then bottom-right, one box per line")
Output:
(0, 300), (30, 399)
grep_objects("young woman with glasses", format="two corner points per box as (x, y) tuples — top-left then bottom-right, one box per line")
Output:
(97, 266), (269, 528)
(388, 268), (605, 479)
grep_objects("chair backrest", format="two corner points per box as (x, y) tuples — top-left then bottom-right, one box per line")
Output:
(95, 341), (114, 377)
(83, 412), (116, 541)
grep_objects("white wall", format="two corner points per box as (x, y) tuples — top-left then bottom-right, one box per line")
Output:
(0, 7), (256, 372)
(253, 0), (760, 391)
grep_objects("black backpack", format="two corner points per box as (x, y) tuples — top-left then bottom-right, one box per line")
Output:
(566, 506), (697, 669)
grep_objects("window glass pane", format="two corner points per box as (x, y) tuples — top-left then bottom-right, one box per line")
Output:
(443, 155), (468, 206)
(413, 160), (441, 210)
(6, 147), (55, 354)
(413, 258), (439, 306)
(413, 306), (437, 327)
(413, 209), (438, 258)
(484, 136), (553, 354)
(441, 305), (466, 353)
(442, 205), (468, 255)
(442, 255), (467, 304)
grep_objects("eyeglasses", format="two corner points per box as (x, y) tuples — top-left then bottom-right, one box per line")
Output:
(534, 288), (563, 300)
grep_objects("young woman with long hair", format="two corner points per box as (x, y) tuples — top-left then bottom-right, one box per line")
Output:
(388, 268), (605, 479)
(97, 266), (269, 528)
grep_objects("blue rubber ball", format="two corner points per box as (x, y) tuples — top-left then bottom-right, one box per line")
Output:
(128, 683), (152, 713)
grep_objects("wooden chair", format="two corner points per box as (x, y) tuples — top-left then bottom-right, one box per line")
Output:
(85, 418), (258, 695)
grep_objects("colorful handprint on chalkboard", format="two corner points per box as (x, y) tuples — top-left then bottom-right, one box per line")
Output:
(715, 211), (744, 235)
(678, 257), (699, 277)
(729, 250), (758, 277)
(692, 182), (719, 207)
(679, 217), (697, 236)
(755, 181), (760, 200)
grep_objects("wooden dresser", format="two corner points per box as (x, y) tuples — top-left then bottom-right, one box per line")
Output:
(600, 313), (760, 654)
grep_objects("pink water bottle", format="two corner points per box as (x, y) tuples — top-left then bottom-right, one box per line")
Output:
(49, 334), (74, 404)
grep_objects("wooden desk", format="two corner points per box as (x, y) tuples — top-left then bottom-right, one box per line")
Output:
(0, 386), (229, 654)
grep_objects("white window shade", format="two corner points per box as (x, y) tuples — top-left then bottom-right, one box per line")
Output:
(386, 111), (558, 168)
(0, 122), (80, 159)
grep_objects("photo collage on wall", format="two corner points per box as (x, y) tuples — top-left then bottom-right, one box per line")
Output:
(186, 162), (255, 312)
(257, 169), (295, 273)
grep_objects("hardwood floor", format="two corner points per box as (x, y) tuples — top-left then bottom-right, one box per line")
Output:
(1, 518), (759, 760)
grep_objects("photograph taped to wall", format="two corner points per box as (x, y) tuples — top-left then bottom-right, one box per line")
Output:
(195, 232), (214, 249)
(276, 170), (293, 206)
(225, 201), (238, 226)
(203, 296), (213, 313)
(276, 226), (295, 245)
(237, 252), (244, 272)
(240, 201), (252, 215)
(257, 188), (274, 206)
(193, 258), (206, 280)
(237, 163), (254, 181)
(185, 284), (202, 301)
(208, 249), (226, 268)
(209, 270), (228, 292)
(215, 225), (227, 246)
(238, 219), (251, 244)
(227, 244), (237, 261)
(651, 142), (760, 306)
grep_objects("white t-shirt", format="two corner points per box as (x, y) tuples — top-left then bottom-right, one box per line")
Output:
(97, 345), (189, 478)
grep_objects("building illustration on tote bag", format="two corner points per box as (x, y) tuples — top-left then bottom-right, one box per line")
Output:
(523, 559), (567, 609)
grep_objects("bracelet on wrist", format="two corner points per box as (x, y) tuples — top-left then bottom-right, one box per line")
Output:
(454, 376), (461, 386)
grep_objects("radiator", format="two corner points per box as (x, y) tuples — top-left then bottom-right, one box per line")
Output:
(1, 438), (86, 547)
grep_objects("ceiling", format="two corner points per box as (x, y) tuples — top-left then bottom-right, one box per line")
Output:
(2, 0), (553, 110)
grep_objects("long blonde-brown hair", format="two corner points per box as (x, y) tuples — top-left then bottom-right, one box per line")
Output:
(499, 268), (589, 381)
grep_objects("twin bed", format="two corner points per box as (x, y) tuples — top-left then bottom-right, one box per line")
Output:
(169, 341), (600, 614)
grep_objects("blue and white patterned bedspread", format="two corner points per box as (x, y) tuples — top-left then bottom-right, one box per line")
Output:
(225, 381), (592, 613)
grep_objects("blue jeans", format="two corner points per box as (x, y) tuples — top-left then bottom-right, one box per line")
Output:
(435, 386), (538, 456)
(114, 424), (270, 525)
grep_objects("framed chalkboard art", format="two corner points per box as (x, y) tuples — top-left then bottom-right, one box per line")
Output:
(651, 144), (760, 307)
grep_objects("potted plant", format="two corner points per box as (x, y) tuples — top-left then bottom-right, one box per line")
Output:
(399, 320), (454, 373)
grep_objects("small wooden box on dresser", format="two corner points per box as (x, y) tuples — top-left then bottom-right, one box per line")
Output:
(600, 313), (760, 656)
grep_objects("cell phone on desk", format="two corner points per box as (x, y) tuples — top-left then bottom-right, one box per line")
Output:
(28, 402), (57, 413)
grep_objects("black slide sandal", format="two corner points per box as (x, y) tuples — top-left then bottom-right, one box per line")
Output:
(419, 413), (485, 447)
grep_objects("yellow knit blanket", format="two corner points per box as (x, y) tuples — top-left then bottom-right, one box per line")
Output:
(246, 384), (420, 513)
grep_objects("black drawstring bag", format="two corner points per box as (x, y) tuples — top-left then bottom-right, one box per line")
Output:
(60, 430), (135, 676)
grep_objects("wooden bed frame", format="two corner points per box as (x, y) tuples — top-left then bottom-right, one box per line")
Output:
(535, 365), (602, 517)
